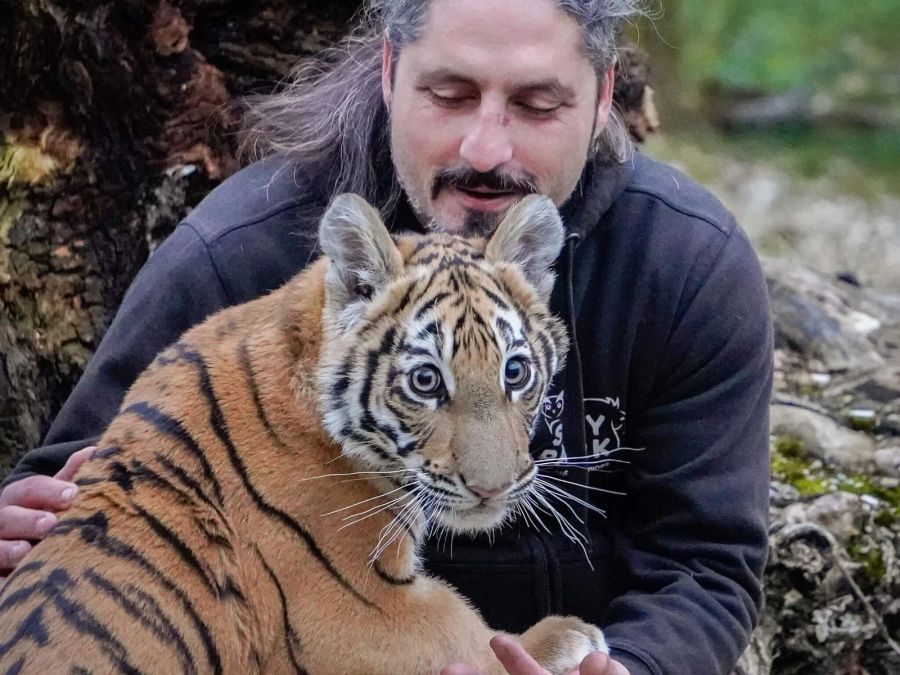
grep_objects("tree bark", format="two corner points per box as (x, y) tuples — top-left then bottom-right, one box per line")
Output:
(0, 0), (654, 471)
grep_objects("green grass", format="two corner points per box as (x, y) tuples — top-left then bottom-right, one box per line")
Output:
(645, 124), (900, 201)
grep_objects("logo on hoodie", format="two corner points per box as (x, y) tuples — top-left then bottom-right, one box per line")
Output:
(532, 388), (626, 464)
(538, 391), (566, 460)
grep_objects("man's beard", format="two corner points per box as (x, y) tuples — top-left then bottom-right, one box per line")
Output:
(429, 165), (539, 235)
(393, 151), (539, 236)
(460, 209), (501, 237)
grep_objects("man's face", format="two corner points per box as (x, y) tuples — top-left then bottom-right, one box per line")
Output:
(382, 0), (614, 234)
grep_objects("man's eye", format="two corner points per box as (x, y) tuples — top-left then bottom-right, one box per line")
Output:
(517, 102), (561, 118)
(428, 91), (473, 108)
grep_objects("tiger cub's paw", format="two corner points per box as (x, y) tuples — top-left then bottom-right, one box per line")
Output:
(518, 615), (608, 675)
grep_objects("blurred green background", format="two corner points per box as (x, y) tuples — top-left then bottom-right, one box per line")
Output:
(631, 0), (900, 289)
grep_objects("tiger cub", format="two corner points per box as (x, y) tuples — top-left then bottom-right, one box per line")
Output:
(0, 194), (607, 674)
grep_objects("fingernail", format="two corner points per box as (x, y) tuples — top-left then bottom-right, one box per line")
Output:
(61, 486), (77, 504)
(36, 514), (57, 535)
(11, 541), (30, 559)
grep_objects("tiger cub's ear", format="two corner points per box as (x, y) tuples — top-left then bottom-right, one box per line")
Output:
(485, 195), (564, 303)
(319, 193), (404, 331)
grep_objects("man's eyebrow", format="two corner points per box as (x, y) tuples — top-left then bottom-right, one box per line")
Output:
(513, 79), (577, 100)
(416, 68), (478, 87)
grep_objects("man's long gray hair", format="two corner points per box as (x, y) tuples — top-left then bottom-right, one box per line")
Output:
(241, 0), (644, 215)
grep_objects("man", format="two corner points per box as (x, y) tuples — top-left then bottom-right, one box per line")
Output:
(0, 1), (773, 673)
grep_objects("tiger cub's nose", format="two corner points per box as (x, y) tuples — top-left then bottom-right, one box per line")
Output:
(468, 482), (512, 500)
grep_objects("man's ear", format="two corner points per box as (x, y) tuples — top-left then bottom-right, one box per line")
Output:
(381, 36), (393, 110)
(592, 65), (616, 144)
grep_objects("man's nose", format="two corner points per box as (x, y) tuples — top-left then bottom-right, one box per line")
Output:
(459, 108), (514, 173)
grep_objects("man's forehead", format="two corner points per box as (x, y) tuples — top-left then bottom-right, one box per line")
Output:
(406, 0), (591, 74)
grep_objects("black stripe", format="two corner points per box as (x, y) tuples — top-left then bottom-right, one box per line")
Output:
(0, 565), (75, 614)
(0, 606), (48, 652)
(414, 252), (441, 266)
(347, 430), (395, 463)
(416, 321), (439, 342)
(389, 384), (418, 407)
(423, 469), (456, 488)
(238, 340), (292, 451)
(116, 460), (192, 506)
(116, 459), (236, 562)
(154, 453), (229, 525)
(400, 345), (432, 358)
(411, 238), (432, 256)
(74, 476), (105, 487)
(175, 344), (376, 608)
(357, 278), (420, 336)
(1, 560), (44, 584)
(373, 560), (416, 586)
(83, 569), (197, 675)
(48, 513), (222, 675)
(494, 277), (532, 330)
(382, 398), (413, 436)
(413, 292), (451, 321)
(358, 326), (398, 439)
(44, 569), (142, 675)
(107, 461), (134, 492)
(483, 288), (511, 311)
(452, 313), (467, 354)
(122, 401), (224, 506)
(4, 655), (26, 675)
(409, 271), (443, 307)
(424, 484), (459, 498)
(254, 548), (307, 674)
(92, 446), (123, 459)
(393, 279), (417, 314)
(494, 315), (514, 344)
(129, 503), (220, 597)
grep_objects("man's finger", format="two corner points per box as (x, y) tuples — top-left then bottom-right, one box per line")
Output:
(440, 664), (481, 675)
(490, 635), (547, 675)
(54, 446), (97, 482)
(0, 540), (32, 574)
(579, 652), (630, 675)
(0, 474), (79, 511)
(0, 505), (58, 541)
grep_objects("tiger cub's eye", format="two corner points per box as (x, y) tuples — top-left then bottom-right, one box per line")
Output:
(410, 365), (443, 396)
(504, 357), (531, 390)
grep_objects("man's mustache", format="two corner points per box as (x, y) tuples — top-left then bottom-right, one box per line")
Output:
(431, 167), (538, 201)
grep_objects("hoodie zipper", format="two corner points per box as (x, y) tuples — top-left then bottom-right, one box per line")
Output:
(528, 531), (553, 617)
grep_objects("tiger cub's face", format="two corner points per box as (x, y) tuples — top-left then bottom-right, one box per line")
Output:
(316, 194), (568, 534)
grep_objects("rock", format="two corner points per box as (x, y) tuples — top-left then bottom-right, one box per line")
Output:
(822, 366), (900, 436)
(874, 447), (900, 478)
(771, 404), (876, 469)
(847, 408), (878, 431)
(765, 260), (887, 372)
(781, 492), (867, 544)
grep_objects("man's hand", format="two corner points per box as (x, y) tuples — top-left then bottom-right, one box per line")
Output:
(441, 635), (630, 675)
(0, 447), (94, 577)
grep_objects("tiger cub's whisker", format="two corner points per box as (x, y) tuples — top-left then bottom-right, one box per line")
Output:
(322, 484), (410, 516)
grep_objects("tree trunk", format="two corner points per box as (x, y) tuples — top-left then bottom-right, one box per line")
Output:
(0, 1), (654, 470)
